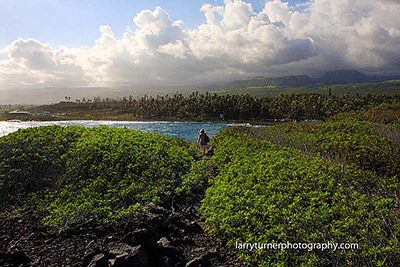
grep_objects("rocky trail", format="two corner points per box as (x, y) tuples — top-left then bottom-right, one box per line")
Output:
(0, 203), (244, 267)
(0, 162), (244, 267)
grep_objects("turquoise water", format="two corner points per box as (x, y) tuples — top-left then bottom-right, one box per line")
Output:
(0, 120), (246, 142)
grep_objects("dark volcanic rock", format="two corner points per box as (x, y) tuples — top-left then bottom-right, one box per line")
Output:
(157, 236), (181, 254)
(147, 205), (169, 216)
(0, 202), (244, 267)
(128, 227), (159, 245)
(185, 257), (209, 267)
(82, 250), (99, 267)
(183, 236), (195, 246)
(146, 214), (165, 233)
(110, 244), (148, 267)
(106, 242), (136, 257)
(203, 248), (219, 261)
(87, 253), (107, 267)
(185, 250), (219, 267)
(185, 221), (202, 234)
(5, 249), (31, 266)
(0, 251), (6, 263)
(157, 237), (171, 248)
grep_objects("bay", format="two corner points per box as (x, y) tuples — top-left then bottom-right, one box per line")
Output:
(0, 120), (248, 142)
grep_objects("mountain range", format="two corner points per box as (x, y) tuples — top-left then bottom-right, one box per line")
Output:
(1, 70), (400, 105)
(212, 70), (400, 90)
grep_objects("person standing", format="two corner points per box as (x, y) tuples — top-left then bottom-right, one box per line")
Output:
(197, 128), (210, 154)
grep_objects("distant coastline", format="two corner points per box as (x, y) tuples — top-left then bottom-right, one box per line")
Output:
(0, 114), (291, 126)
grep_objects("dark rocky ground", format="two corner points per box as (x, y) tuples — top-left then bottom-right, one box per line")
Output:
(0, 203), (245, 267)
(0, 162), (244, 267)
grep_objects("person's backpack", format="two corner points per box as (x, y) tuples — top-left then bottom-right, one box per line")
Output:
(205, 134), (210, 143)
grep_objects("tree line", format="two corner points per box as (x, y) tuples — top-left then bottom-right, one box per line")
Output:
(47, 92), (400, 121)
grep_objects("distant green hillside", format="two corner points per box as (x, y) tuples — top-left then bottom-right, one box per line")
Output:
(205, 70), (400, 96)
(317, 69), (369, 84)
(219, 75), (315, 90)
(3, 70), (400, 105)
(214, 70), (400, 92)
(317, 69), (400, 84)
(211, 80), (400, 97)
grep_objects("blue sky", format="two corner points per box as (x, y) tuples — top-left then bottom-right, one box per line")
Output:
(0, 0), (399, 91)
(0, 0), (306, 49)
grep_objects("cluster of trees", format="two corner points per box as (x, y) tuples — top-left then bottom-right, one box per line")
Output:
(38, 92), (400, 121)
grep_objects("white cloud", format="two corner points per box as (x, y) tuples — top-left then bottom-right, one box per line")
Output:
(1, 0), (400, 90)
(133, 6), (185, 50)
(0, 38), (88, 88)
(157, 40), (187, 59)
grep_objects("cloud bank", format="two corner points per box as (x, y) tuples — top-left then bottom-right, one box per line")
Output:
(1, 0), (400, 90)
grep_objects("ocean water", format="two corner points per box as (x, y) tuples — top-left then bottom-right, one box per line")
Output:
(0, 120), (247, 142)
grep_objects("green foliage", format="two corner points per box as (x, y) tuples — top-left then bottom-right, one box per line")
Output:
(308, 120), (400, 178)
(202, 122), (400, 266)
(175, 158), (210, 203)
(330, 102), (400, 126)
(27, 91), (400, 121)
(0, 126), (195, 228)
(2, 107), (400, 267)
(245, 117), (400, 179)
(0, 125), (84, 208)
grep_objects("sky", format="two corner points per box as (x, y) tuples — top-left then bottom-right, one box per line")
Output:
(0, 0), (400, 90)
(0, 0), (308, 49)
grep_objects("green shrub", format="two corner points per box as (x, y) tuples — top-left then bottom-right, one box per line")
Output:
(202, 130), (400, 266)
(329, 103), (400, 125)
(175, 158), (210, 203)
(250, 118), (400, 179)
(1, 126), (195, 228)
(0, 125), (84, 208)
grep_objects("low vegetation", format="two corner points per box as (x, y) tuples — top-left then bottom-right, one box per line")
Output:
(1, 96), (400, 266)
(201, 106), (400, 266)
(0, 126), (198, 228)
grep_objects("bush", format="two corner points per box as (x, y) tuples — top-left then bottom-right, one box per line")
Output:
(250, 118), (400, 179)
(175, 158), (210, 203)
(202, 129), (400, 266)
(0, 126), (195, 228)
(0, 125), (84, 208)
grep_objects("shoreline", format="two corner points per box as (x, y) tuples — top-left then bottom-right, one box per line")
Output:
(0, 116), (289, 126)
